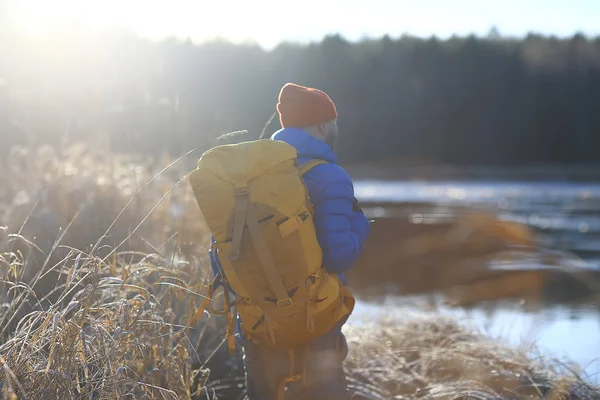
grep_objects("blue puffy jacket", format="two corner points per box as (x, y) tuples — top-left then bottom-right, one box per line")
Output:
(208, 127), (370, 335)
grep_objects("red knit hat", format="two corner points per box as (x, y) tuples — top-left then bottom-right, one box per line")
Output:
(276, 83), (338, 128)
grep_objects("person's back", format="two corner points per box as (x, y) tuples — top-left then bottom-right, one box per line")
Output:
(208, 83), (370, 399)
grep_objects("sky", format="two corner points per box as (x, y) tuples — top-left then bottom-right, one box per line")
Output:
(5, 0), (600, 49)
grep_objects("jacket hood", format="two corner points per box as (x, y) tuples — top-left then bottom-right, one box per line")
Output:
(270, 127), (337, 164)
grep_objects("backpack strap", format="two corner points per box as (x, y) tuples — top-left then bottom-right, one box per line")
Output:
(229, 187), (250, 261)
(245, 202), (295, 314)
(298, 159), (328, 176)
(227, 186), (296, 317)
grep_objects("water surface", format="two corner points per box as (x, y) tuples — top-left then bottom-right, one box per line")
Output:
(351, 179), (600, 381)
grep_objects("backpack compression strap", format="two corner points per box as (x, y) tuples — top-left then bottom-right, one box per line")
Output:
(227, 186), (295, 315)
(229, 187), (249, 261)
(245, 203), (295, 312)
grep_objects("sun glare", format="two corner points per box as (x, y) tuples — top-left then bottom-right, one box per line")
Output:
(11, 0), (163, 36)
(9, 0), (267, 44)
(7, 0), (600, 49)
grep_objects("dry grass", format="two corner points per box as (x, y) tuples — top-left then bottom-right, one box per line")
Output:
(0, 247), (205, 399)
(1, 143), (599, 399)
(0, 143), (209, 331)
(0, 143), (218, 399)
(345, 314), (600, 400)
(0, 143), (206, 257)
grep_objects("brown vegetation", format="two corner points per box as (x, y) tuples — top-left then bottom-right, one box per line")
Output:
(349, 204), (536, 293)
(349, 202), (600, 308)
(1, 144), (599, 399)
(0, 247), (204, 399)
(345, 313), (600, 400)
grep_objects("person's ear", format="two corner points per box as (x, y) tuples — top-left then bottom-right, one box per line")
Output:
(316, 124), (327, 139)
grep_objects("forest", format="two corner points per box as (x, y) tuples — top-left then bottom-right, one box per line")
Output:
(2, 25), (600, 166)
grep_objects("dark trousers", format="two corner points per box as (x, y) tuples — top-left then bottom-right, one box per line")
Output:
(241, 332), (349, 400)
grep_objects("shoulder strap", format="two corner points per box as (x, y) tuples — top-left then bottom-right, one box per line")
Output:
(298, 159), (328, 176)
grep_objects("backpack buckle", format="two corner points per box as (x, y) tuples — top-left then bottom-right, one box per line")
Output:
(277, 298), (294, 309)
(233, 187), (249, 197)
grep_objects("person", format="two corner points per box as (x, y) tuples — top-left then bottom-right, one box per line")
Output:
(208, 83), (370, 399)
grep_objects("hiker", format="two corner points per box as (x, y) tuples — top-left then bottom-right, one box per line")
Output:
(191, 83), (369, 400)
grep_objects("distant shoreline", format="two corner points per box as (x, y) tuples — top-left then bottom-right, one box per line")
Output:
(343, 163), (600, 182)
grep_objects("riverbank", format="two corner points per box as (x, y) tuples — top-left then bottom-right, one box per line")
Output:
(344, 312), (600, 400)
(1, 145), (600, 398)
(2, 225), (599, 399)
(2, 256), (599, 400)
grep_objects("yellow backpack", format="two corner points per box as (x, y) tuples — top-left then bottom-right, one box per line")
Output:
(188, 139), (355, 350)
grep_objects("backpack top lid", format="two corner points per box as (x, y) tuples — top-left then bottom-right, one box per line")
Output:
(189, 138), (309, 241)
(196, 139), (298, 188)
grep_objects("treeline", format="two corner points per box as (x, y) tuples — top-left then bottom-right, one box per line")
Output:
(2, 27), (600, 165)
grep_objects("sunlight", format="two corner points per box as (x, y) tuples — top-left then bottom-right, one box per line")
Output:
(9, 0), (272, 45)
(7, 0), (600, 48)
(11, 0), (212, 38)
(13, 0), (118, 33)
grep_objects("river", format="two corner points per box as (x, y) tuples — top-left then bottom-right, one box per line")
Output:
(351, 179), (600, 382)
